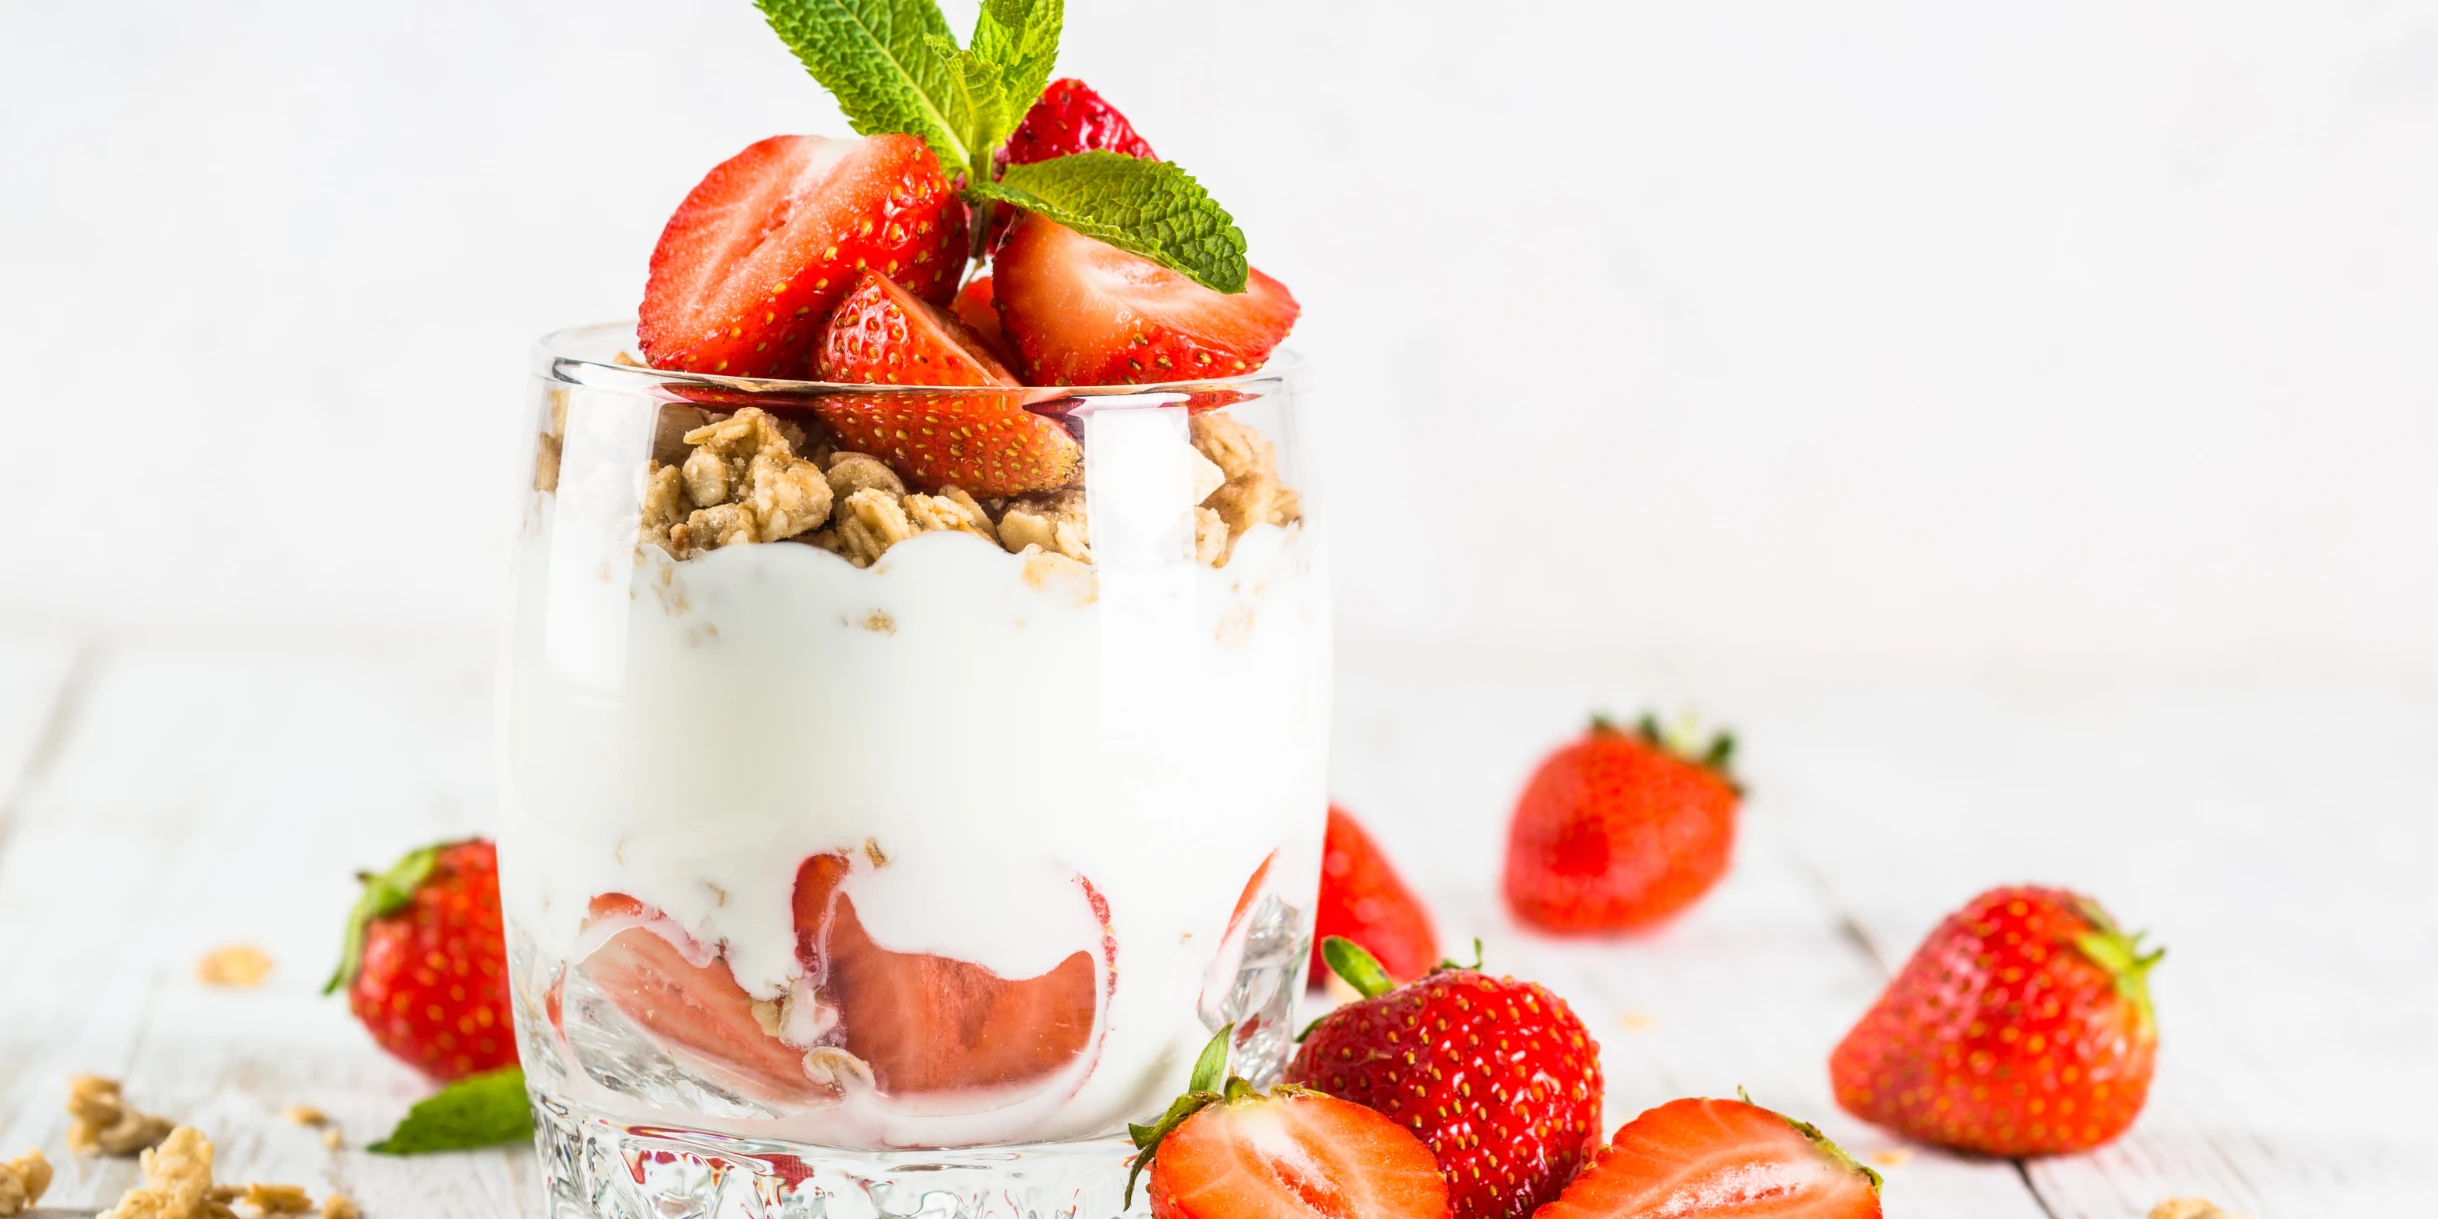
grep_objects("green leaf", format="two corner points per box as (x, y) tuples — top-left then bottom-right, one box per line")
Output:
(969, 152), (1249, 292)
(368, 1067), (531, 1154)
(324, 844), (441, 994)
(1321, 936), (1398, 998)
(1188, 1024), (1232, 1094)
(755, 0), (971, 173)
(968, 0), (1062, 148)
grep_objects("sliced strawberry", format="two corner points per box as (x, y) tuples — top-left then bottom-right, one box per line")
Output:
(1142, 1086), (1450, 1219)
(638, 134), (967, 378)
(951, 275), (1012, 363)
(992, 215), (1300, 386)
(1536, 1097), (1883, 1219)
(816, 270), (1017, 386)
(576, 894), (832, 1104)
(1005, 79), (1159, 166)
(808, 392), (1081, 497)
(1310, 805), (1438, 988)
(986, 79), (1159, 247)
(792, 854), (1100, 1096)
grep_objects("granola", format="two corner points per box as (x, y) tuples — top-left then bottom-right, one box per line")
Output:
(239, 1183), (315, 1214)
(68, 1076), (176, 1156)
(625, 405), (1299, 570)
(97, 1125), (222, 1219)
(0, 1149), (50, 1218)
(2150, 1201), (2251, 1219)
(194, 944), (273, 988)
(320, 1196), (361, 1219)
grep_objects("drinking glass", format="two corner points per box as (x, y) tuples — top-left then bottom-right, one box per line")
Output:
(499, 323), (1330, 1219)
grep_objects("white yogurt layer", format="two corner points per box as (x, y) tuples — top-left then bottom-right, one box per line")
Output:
(498, 466), (1330, 1148)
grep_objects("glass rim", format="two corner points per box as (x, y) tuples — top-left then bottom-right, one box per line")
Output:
(534, 320), (1303, 402)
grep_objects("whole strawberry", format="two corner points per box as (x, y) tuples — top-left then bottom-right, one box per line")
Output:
(326, 839), (517, 1081)
(1502, 714), (1740, 933)
(1310, 804), (1438, 988)
(1286, 939), (1602, 1219)
(1830, 885), (2161, 1156)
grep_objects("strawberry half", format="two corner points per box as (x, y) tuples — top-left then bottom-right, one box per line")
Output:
(1310, 805), (1438, 988)
(1004, 78), (1159, 166)
(951, 275), (1012, 363)
(638, 134), (967, 378)
(1536, 1096), (1884, 1219)
(809, 270), (1080, 495)
(792, 853), (1104, 1096)
(576, 894), (835, 1105)
(992, 215), (1300, 386)
(1129, 1027), (1450, 1219)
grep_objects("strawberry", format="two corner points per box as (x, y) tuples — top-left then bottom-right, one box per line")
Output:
(1309, 805), (1438, 988)
(950, 274), (1011, 362)
(991, 214), (1300, 386)
(1536, 1096), (1884, 1219)
(1005, 78), (1159, 166)
(985, 78), (1159, 248)
(1129, 1027), (1450, 1219)
(326, 839), (516, 1081)
(1286, 940), (1602, 1219)
(638, 133), (967, 378)
(792, 852), (1106, 1095)
(1829, 886), (2161, 1156)
(576, 894), (836, 1104)
(815, 270), (1017, 386)
(1501, 714), (1741, 933)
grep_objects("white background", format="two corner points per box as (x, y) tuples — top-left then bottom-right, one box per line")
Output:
(5, 0), (2433, 675)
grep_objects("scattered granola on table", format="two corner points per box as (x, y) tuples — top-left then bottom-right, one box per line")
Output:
(0, 1149), (51, 1218)
(320, 1195), (361, 1219)
(96, 1125), (219, 1219)
(194, 944), (274, 988)
(68, 1075), (176, 1156)
(2150, 1200), (2251, 1219)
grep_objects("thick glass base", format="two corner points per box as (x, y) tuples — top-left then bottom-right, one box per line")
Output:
(532, 1095), (1151, 1219)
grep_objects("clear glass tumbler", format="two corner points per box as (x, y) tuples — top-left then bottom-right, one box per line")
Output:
(499, 323), (1330, 1219)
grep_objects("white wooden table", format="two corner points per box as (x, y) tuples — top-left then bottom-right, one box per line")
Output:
(1, 632), (2429, 1217)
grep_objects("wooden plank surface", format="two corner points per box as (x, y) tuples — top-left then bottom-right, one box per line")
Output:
(0, 633), (2429, 1218)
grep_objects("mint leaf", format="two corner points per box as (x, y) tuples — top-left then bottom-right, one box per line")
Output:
(756, 0), (972, 174)
(968, 0), (1062, 149)
(970, 152), (1249, 292)
(369, 1067), (531, 1155)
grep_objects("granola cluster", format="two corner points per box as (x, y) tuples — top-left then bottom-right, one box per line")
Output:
(611, 403), (1300, 570)
(0, 1150), (49, 1218)
(68, 1075), (175, 1156)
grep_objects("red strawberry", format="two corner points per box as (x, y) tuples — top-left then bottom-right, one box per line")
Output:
(1286, 941), (1602, 1219)
(991, 215), (1300, 386)
(1829, 886), (2161, 1156)
(1309, 805), (1437, 988)
(1130, 1028), (1450, 1219)
(326, 839), (516, 1081)
(951, 275), (1012, 362)
(576, 894), (836, 1104)
(1502, 714), (1741, 933)
(792, 853), (1105, 1095)
(1005, 78), (1159, 166)
(815, 270), (1017, 386)
(986, 78), (1159, 247)
(1536, 1096), (1884, 1219)
(638, 133), (967, 378)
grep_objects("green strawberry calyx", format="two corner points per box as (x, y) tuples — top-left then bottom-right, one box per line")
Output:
(323, 841), (450, 995)
(1589, 710), (1744, 794)
(1736, 1087), (1883, 1193)
(2069, 897), (2166, 1039)
(1122, 1024), (1319, 1207)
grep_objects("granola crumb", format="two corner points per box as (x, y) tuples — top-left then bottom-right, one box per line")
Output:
(279, 1105), (328, 1127)
(97, 1124), (215, 1219)
(532, 432), (562, 494)
(68, 1076), (176, 1156)
(1192, 506), (1228, 566)
(320, 1195), (361, 1219)
(802, 1047), (876, 1090)
(825, 452), (907, 501)
(1018, 548), (1096, 604)
(646, 408), (834, 558)
(241, 1183), (314, 1214)
(1192, 411), (1300, 564)
(0, 1149), (50, 1218)
(904, 487), (999, 545)
(1617, 1009), (1657, 1031)
(2150, 1200), (2250, 1219)
(859, 611), (895, 635)
(1868, 1148), (1910, 1168)
(997, 489), (1091, 563)
(831, 487), (915, 568)
(195, 945), (273, 988)
(863, 837), (890, 867)
(319, 1128), (343, 1151)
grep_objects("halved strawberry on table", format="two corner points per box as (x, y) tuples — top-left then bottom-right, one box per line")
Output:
(638, 133), (967, 378)
(809, 269), (1081, 496)
(992, 214), (1300, 386)
(1536, 1096), (1883, 1219)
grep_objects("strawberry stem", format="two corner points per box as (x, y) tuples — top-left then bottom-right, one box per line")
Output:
(324, 842), (446, 995)
(1320, 936), (1397, 999)
(1125, 1023), (1234, 1208)
(2069, 898), (2165, 1037)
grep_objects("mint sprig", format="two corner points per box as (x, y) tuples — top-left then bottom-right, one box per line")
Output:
(971, 154), (1248, 292)
(753, 0), (1254, 293)
(369, 1067), (531, 1155)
